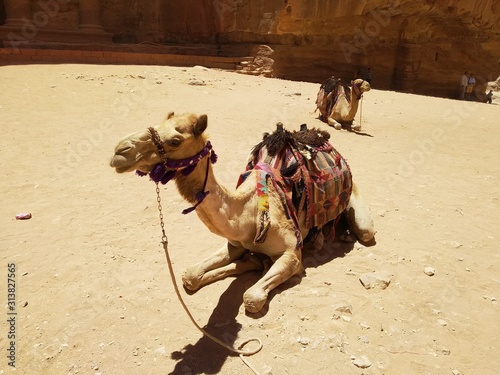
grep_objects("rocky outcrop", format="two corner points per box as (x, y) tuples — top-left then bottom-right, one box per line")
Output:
(236, 44), (274, 77)
(96, 0), (499, 98)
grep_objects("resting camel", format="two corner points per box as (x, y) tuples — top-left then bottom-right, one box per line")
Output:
(110, 112), (375, 313)
(316, 77), (371, 130)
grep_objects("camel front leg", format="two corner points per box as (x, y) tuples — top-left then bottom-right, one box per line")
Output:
(182, 242), (248, 291)
(243, 249), (302, 313)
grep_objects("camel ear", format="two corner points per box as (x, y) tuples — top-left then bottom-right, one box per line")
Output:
(166, 111), (175, 119)
(194, 114), (207, 136)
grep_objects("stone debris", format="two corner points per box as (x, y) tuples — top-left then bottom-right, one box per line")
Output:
(345, 269), (357, 276)
(359, 322), (370, 330)
(297, 336), (311, 345)
(441, 240), (462, 248)
(437, 319), (448, 326)
(333, 303), (352, 314)
(154, 346), (166, 355)
(442, 348), (451, 355)
(359, 271), (392, 290)
(188, 79), (206, 86)
(424, 266), (435, 276)
(452, 370), (460, 375)
(483, 295), (497, 302)
(352, 355), (372, 369)
(359, 335), (370, 343)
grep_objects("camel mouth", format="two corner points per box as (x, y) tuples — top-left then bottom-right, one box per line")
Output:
(114, 165), (133, 174)
(110, 155), (136, 173)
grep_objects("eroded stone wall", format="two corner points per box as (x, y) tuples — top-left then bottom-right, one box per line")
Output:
(2, 0), (498, 98)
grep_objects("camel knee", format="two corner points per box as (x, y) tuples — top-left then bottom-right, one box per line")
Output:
(182, 265), (203, 291)
(243, 287), (268, 314)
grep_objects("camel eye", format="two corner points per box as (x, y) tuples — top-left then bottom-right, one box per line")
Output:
(116, 146), (132, 154)
(166, 138), (182, 148)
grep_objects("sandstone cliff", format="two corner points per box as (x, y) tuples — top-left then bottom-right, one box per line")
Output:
(98, 0), (499, 98)
(5, 0), (498, 98)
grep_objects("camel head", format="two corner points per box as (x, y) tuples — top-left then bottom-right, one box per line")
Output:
(110, 112), (208, 174)
(352, 78), (371, 94)
(352, 78), (371, 98)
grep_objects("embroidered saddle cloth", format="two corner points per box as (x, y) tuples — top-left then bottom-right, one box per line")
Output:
(237, 133), (352, 247)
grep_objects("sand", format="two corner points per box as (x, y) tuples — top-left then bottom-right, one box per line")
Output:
(1, 63), (499, 375)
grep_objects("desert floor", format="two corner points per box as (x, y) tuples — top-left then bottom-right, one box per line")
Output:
(1, 63), (499, 375)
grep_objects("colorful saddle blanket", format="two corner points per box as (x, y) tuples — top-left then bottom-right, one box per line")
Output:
(237, 133), (352, 248)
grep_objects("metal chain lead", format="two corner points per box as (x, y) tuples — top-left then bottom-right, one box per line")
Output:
(155, 183), (168, 243)
(153, 173), (261, 375)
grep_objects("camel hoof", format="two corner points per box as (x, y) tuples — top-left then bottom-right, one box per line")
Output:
(333, 123), (342, 130)
(351, 123), (361, 131)
(243, 288), (267, 313)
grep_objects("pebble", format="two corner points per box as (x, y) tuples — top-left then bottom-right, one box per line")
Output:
(359, 335), (370, 343)
(483, 295), (497, 302)
(188, 79), (206, 86)
(359, 322), (370, 330)
(452, 370), (460, 375)
(424, 266), (435, 276)
(333, 303), (352, 314)
(352, 355), (372, 368)
(442, 348), (451, 355)
(437, 319), (448, 326)
(345, 269), (357, 276)
(359, 271), (392, 290)
(297, 336), (310, 345)
(154, 346), (166, 355)
(442, 240), (462, 248)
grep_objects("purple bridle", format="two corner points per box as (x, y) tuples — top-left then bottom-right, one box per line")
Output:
(136, 127), (218, 214)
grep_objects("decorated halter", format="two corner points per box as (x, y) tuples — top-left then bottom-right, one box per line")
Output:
(136, 127), (218, 214)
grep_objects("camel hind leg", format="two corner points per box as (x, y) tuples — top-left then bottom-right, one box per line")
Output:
(345, 182), (375, 243)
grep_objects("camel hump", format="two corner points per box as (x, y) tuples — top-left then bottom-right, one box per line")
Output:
(316, 76), (352, 119)
(320, 76), (351, 96)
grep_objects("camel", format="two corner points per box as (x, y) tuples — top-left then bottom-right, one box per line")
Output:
(110, 112), (375, 313)
(316, 77), (371, 130)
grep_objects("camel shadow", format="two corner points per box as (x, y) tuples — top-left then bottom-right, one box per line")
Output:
(168, 218), (377, 371)
(168, 273), (260, 375)
(343, 125), (374, 137)
(246, 215), (377, 318)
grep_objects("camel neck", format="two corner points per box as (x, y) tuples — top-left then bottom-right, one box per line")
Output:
(176, 162), (248, 239)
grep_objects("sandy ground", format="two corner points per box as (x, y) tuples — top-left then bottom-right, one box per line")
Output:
(1, 63), (499, 375)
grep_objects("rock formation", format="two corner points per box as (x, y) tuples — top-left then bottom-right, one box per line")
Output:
(101, 0), (500, 98)
(1, 0), (498, 98)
